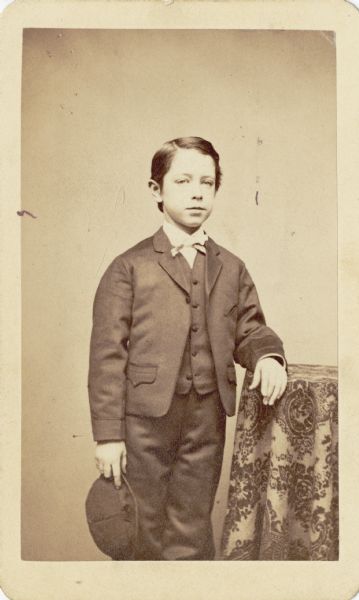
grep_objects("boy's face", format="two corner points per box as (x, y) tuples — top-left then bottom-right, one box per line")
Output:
(151, 148), (217, 233)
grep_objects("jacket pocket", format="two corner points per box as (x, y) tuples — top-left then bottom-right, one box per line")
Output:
(226, 365), (237, 385)
(127, 363), (158, 387)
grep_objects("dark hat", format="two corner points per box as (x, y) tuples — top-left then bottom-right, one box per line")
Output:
(85, 474), (138, 560)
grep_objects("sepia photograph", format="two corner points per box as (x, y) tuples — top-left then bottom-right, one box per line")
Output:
(1, 1), (359, 599)
(20, 27), (337, 562)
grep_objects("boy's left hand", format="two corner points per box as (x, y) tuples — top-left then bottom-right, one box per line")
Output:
(249, 357), (287, 406)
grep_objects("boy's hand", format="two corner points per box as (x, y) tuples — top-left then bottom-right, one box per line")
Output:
(95, 441), (127, 489)
(249, 357), (287, 406)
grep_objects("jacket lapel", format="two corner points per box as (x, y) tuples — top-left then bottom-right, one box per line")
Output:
(205, 237), (222, 297)
(153, 227), (191, 295)
(153, 228), (222, 297)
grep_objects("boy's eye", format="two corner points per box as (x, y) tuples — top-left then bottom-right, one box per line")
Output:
(202, 180), (214, 187)
(175, 179), (189, 184)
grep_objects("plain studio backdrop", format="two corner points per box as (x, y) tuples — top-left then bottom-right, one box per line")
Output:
(21, 29), (336, 560)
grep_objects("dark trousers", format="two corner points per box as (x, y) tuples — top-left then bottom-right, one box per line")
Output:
(126, 388), (226, 560)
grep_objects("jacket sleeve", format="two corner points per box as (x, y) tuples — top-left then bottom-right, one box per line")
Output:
(233, 263), (285, 372)
(88, 256), (133, 442)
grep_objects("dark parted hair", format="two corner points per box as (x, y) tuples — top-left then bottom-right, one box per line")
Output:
(149, 136), (222, 212)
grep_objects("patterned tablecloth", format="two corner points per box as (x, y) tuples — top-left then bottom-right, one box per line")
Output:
(221, 364), (338, 560)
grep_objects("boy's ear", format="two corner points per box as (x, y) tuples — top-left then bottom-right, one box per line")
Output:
(148, 179), (162, 204)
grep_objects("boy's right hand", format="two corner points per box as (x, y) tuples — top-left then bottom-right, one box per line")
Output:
(95, 441), (127, 489)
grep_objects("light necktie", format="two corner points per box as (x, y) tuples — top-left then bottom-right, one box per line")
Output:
(170, 232), (208, 258)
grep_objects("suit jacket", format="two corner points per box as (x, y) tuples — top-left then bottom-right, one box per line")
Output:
(88, 227), (285, 441)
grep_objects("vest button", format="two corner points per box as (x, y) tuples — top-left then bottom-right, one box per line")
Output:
(185, 296), (191, 304)
(192, 279), (198, 285)
(191, 350), (197, 357)
(192, 303), (199, 309)
(191, 325), (199, 332)
(186, 374), (192, 380)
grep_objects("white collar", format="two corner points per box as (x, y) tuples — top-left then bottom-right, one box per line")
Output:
(162, 220), (207, 247)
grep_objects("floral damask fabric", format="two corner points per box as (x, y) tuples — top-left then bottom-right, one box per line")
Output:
(221, 364), (338, 560)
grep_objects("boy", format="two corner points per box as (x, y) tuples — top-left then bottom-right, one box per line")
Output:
(88, 136), (287, 560)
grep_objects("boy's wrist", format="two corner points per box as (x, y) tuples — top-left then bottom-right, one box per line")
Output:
(257, 353), (286, 369)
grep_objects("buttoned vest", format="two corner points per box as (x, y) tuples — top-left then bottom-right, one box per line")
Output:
(174, 251), (218, 395)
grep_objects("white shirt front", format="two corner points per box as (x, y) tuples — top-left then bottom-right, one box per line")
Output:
(162, 220), (208, 268)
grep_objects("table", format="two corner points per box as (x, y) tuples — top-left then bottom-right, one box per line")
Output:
(221, 364), (338, 560)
